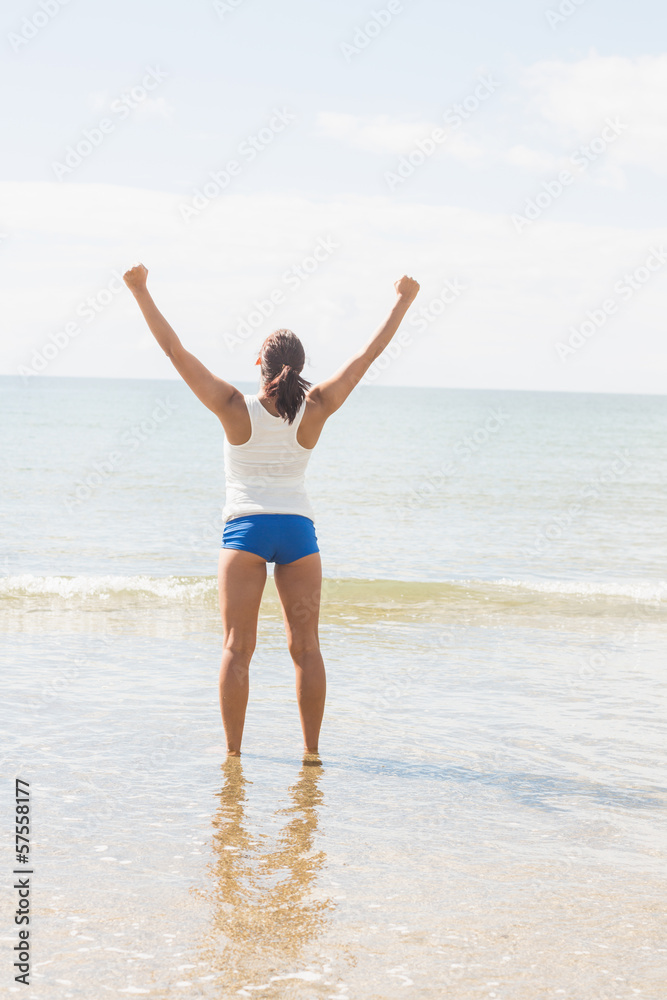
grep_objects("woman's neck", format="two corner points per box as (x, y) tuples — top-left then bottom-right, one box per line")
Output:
(257, 390), (279, 416)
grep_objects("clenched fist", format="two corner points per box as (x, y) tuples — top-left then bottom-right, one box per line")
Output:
(123, 263), (149, 293)
(394, 275), (420, 301)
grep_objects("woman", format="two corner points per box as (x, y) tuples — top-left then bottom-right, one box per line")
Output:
(123, 264), (420, 757)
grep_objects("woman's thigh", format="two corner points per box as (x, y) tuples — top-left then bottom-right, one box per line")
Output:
(218, 547), (267, 644)
(273, 552), (322, 646)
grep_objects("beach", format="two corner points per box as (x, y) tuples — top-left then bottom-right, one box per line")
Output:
(2, 374), (666, 998)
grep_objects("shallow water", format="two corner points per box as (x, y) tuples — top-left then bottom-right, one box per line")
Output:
(2, 376), (666, 997)
(2, 576), (666, 998)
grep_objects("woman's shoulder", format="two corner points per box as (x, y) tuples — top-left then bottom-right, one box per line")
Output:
(297, 393), (328, 449)
(220, 391), (253, 445)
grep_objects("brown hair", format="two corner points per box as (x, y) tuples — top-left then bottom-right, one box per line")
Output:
(258, 329), (311, 424)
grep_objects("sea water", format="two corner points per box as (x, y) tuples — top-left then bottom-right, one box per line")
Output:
(1, 375), (666, 999)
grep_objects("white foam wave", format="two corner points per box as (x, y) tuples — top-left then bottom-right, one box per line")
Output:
(1, 573), (665, 606)
(0, 573), (216, 601)
(492, 576), (667, 603)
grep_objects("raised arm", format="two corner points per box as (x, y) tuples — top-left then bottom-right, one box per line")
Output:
(123, 264), (240, 420)
(308, 275), (420, 417)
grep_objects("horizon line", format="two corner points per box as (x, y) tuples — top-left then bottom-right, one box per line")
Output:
(1, 372), (665, 399)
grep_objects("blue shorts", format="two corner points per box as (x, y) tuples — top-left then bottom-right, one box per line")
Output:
(221, 514), (319, 565)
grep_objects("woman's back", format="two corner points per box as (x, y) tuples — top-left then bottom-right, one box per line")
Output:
(222, 394), (316, 524)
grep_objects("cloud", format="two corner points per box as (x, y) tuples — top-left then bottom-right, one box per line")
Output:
(88, 89), (174, 120)
(315, 53), (667, 183)
(1, 181), (666, 394)
(313, 111), (487, 166)
(314, 51), (667, 180)
(134, 97), (173, 120)
(517, 52), (667, 175)
(88, 91), (110, 114)
(313, 112), (437, 154)
(504, 144), (559, 172)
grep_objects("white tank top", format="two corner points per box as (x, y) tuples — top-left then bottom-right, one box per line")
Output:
(222, 394), (316, 524)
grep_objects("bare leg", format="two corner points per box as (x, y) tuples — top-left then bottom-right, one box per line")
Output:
(273, 552), (326, 753)
(217, 547), (267, 755)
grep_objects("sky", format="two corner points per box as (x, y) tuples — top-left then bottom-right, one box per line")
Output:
(1, 0), (667, 393)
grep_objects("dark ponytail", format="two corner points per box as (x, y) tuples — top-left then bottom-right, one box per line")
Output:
(259, 328), (311, 424)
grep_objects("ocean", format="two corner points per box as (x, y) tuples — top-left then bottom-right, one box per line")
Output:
(1, 374), (666, 999)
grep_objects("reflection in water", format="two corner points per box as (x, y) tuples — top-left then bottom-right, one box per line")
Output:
(195, 757), (333, 988)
